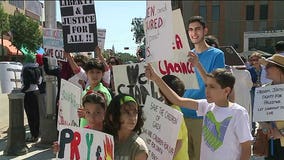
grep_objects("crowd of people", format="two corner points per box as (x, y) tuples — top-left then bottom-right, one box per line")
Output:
(20, 15), (284, 160)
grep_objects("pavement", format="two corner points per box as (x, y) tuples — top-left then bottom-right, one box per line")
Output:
(0, 93), (56, 160)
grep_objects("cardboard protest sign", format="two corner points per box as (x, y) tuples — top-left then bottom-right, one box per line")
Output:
(43, 28), (66, 62)
(219, 46), (245, 66)
(57, 125), (114, 160)
(60, 0), (97, 52)
(253, 84), (284, 122)
(112, 63), (162, 105)
(151, 9), (198, 89)
(144, 1), (173, 62)
(97, 28), (106, 50)
(58, 79), (82, 128)
(141, 96), (183, 160)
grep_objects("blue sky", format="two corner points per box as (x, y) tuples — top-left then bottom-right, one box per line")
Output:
(56, 1), (146, 55)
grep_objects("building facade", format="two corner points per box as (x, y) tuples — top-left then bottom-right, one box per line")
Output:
(174, 1), (284, 53)
(0, 0), (43, 21)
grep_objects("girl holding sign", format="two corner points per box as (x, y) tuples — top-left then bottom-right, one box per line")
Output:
(161, 75), (189, 160)
(53, 90), (107, 153)
(103, 94), (148, 160)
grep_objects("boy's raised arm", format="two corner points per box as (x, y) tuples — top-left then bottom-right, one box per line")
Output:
(145, 63), (198, 110)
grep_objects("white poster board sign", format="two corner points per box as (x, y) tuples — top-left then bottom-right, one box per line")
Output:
(97, 28), (106, 50)
(57, 125), (114, 160)
(253, 84), (284, 122)
(43, 28), (66, 62)
(144, 1), (173, 62)
(171, 9), (191, 61)
(141, 96), (183, 160)
(112, 63), (162, 105)
(150, 9), (198, 89)
(58, 79), (82, 128)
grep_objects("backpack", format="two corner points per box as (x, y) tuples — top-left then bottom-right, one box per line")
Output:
(21, 66), (41, 92)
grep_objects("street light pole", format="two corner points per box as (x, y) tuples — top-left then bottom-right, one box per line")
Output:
(38, 0), (57, 146)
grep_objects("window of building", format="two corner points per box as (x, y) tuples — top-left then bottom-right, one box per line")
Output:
(9, 0), (24, 9)
(212, 5), (220, 21)
(199, 6), (206, 20)
(246, 5), (254, 20)
(260, 4), (268, 20)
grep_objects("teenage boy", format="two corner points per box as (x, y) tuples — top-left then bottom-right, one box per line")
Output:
(145, 62), (252, 160)
(182, 16), (225, 160)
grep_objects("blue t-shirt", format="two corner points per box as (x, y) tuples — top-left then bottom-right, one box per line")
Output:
(181, 47), (225, 118)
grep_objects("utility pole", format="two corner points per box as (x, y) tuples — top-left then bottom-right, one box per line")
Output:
(38, 0), (57, 146)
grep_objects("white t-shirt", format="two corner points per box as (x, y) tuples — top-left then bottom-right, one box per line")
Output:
(231, 68), (253, 127)
(197, 100), (253, 160)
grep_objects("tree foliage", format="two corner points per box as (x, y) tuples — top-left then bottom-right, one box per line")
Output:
(116, 52), (137, 63)
(0, 3), (10, 35)
(131, 17), (145, 44)
(9, 12), (42, 52)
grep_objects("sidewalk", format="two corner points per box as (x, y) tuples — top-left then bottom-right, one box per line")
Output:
(0, 93), (55, 160)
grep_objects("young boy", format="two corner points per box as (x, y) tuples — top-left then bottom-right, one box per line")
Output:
(79, 59), (112, 127)
(145, 61), (253, 159)
(161, 75), (189, 160)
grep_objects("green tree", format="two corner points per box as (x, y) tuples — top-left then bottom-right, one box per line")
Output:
(9, 12), (42, 53)
(116, 52), (137, 63)
(0, 3), (10, 58)
(131, 17), (145, 44)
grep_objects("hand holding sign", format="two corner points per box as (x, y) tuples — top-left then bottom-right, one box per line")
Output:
(145, 63), (159, 82)
(187, 52), (199, 67)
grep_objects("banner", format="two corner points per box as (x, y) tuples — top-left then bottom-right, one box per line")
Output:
(144, 1), (173, 62)
(97, 28), (106, 50)
(43, 28), (66, 62)
(112, 63), (162, 105)
(253, 84), (284, 122)
(60, 0), (98, 52)
(57, 125), (114, 160)
(58, 79), (82, 128)
(141, 96), (183, 160)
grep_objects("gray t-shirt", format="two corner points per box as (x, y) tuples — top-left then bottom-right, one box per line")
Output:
(115, 133), (148, 160)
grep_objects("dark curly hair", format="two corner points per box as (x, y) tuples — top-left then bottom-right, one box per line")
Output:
(188, 16), (206, 28)
(103, 94), (145, 139)
(83, 58), (105, 73)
